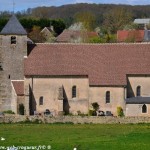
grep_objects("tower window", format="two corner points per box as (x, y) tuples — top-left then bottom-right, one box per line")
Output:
(72, 86), (76, 98)
(106, 91), (110, 103)
(142, 104), (147, 113)
(136, 86), (141, 97)
(39, 96), (43, 105)
(11, 36), (16, 44)
(0, 62), (3, 71)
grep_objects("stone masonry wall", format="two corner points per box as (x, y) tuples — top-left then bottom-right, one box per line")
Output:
(1, 115), (150, 124)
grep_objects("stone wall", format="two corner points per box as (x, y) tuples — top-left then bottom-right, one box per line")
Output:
(1, 115), (150, 124)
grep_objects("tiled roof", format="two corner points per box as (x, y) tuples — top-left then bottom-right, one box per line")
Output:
(56, 30), (98, 42)
(0, 15), (27, 35)
(12, 81), (24, 96)
(117, 30), (144, 42)
(25, 43), (150, 86)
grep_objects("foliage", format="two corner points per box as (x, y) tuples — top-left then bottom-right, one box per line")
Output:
(74, 11), (96, 31)
(103, 8), (133, 33)
(19, 104), (24, 115)
(88, 109), (96, 116)
(123, 23), (140, 30)
(117, 106), (124, 117)
(20, 18), (65, 35)
(89, 33), (116, 43)
(92, 102), (99, 111)
(28, 25), (45, 43)
(3, 110), (15, 114)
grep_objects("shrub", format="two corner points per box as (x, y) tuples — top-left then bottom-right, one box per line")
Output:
(3, 110), (15, 114)
(91, 102), (99, 111)
(88, 110), (96, 116)
(117, 107), (124, 117)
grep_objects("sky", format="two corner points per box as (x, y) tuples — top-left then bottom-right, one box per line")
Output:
(0, 0), (150, 12)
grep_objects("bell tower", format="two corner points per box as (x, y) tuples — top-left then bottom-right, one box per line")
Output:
(0, 15), (27, 111)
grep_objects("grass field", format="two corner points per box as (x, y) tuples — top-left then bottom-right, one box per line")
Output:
(0, 123), (150, 150)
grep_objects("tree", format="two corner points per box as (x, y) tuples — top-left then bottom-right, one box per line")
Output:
(103, 8), (133, 33)
(29, 26), (45, 43)
(74, 11), (96, 31)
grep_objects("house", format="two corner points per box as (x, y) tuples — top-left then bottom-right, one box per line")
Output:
(117, 30), (150, 43)
(134, 18), (150, 28)
(56, 29), (99, 43)
(117, 30), (145, 42)
(40, 26), (55, 42)
(1, 15), (150, 117)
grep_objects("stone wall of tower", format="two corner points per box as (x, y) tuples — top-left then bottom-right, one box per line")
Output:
(0, 35), (27, 111)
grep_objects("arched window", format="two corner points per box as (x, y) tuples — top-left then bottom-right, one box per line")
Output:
(142, 104), (147, 113)
(106, 91), (110, 103)
(11, 36), (16, 44)
(136, 86), (141, 96)
(72, 86), (76, 98)
(39, 96), (43, 105)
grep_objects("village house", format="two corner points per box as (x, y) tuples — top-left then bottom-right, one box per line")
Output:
(0, 15), (150, 116)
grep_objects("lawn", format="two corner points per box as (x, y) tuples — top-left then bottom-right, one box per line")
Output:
(0, 123), (150, 150)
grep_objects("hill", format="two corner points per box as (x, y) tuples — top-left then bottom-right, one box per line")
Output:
(30, 3), (150, 27)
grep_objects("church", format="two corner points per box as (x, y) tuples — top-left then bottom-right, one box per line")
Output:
(0, 15), (150, 116)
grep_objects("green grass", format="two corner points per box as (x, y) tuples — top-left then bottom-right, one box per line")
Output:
(0, 123), (150, 150)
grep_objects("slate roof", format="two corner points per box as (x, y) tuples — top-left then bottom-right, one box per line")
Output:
(117, 30), (144, 42)
(0, 15), (27, 35)
(12, 81), (24, 96)
(126, 97), (150, 104)
(25, 43), (150, 86)
(134, 19), (150, 24)
(56, 30), (98, 42)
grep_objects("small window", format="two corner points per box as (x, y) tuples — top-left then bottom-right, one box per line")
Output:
(136, 86), (141, 97)
(72, 86), (76, 98)
(106, 91), (110, 103)
(39, 96), (43, 105)
(142, 104), (147, 113)
(0, 62), (3, 71)
(8, 75), (10, 79)
(11, 36), (16, 44)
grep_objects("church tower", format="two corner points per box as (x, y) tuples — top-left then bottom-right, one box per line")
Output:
(0, 15), (27, 111)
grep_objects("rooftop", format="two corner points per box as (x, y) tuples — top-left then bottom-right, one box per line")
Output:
(0, 15), (27, 35)
(25, 43), (150, 86)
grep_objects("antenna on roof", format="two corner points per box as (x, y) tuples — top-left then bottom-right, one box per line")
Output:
(13, 0), (15, 14)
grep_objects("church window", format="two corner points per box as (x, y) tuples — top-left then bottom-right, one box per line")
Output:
(11, 36), (16, 44)
(39, 96), (43, 105)
(106, 91), (110, 103)
(142, 104), (147, 113)
(136, 86), (141, 97)
(72, 86), (76, 98)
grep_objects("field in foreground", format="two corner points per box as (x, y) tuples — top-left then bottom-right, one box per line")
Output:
(0, 123), (150, 150)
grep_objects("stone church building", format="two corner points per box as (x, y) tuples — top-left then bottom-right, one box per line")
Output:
(0, 15), (150, 116)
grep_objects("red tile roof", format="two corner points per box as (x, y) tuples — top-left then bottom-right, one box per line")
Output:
(56, 30), (98, 42)
(12, 81), (24, 96)
(25, 43), (150, 86)
(117, 30), (144, 42)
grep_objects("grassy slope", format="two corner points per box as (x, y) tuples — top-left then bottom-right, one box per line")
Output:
(0, 124), (150, 150)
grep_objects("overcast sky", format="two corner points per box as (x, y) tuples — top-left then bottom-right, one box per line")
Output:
(0, 0), (150, 12)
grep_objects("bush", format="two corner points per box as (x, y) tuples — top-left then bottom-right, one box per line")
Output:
(91, 102), (99, 111)
(88, 110), (96, 116)
(3, 110), (15, 114)
(117, 107), (124, 117)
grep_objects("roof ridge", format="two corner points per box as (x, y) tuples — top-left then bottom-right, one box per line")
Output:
(35, 42), (150, 45)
